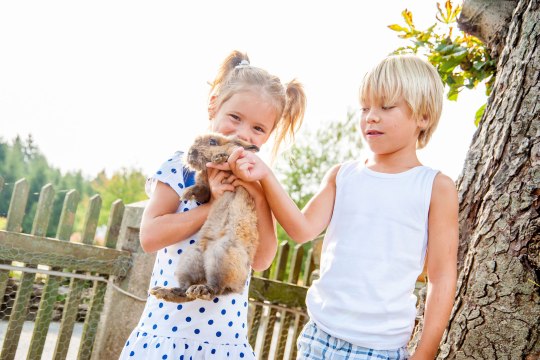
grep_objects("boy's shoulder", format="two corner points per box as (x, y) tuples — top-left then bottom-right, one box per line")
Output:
(431, 171), (458, 203)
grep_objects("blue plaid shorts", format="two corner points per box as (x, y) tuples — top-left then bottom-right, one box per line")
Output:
(296, 320), (409, 360)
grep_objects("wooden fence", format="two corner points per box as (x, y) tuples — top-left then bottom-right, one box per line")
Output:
(0, 177), (321, 360)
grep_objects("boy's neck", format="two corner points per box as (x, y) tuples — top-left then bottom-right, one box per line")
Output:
(365, 152), (422, 174)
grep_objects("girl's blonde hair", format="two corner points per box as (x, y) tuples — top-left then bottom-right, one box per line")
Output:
(359, 55), (444, 149)
(209, 50), (306, 158)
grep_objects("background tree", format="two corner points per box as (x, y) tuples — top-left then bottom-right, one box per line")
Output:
(0, 135), (146, 239)
(392, 1), (539, 358)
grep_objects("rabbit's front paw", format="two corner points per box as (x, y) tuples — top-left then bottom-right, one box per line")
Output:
(211, 153), (229, 164)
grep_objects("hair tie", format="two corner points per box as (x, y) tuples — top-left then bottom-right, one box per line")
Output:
(235, 60), (250, 69)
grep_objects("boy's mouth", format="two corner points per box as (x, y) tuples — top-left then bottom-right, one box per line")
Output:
(366, 129), (384, 137)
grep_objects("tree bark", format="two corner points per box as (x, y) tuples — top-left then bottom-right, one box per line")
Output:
(438, 0), (540, 358)
(458, 0), (518, 58)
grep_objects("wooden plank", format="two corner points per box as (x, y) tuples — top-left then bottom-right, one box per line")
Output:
(104, 200), (124, 249)
(248, 303), (263, 348)
(27, 275), (61, 360)
(288, 244), (304, 285)
(275, 244), (305, 359)
(0, 231), (131, 276)
(302, 248), (315, 286)
(77, 281), (107, 360)
(56, 190), (80, 241)
(261, 242), (289, 359)
(6, 178), (29, 232)
(27, 184), (61, 360)
(30, 184), (55, 237)
(290, 314), (308, 360)
(0, 271), (34, 360)
(52, 277), (85, 360)
(0, 176), (4, 193)
(1, 181), (47, 360)
(81, 195), (101, 245)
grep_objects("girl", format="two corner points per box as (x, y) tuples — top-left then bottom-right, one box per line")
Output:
(119, 50), (306, 360)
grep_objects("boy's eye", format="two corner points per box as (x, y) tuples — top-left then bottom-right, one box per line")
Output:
(209, 138), (218, 146)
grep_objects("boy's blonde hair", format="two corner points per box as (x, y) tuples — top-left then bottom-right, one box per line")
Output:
(209, 50), (306, 158)
(359, 55), (444, 149)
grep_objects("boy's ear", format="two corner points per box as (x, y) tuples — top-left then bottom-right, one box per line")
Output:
(417, 115), (429, 129)
(208, 95), (218, 119)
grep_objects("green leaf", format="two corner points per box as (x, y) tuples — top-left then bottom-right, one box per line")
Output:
(474, 103), (486, 126)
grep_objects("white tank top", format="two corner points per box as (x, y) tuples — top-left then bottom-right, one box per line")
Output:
(306, 161), (439, 350)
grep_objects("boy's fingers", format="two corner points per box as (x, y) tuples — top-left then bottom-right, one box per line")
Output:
(206, 162), (230, 171)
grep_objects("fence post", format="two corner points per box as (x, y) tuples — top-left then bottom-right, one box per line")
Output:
(91, 201), (154, 360)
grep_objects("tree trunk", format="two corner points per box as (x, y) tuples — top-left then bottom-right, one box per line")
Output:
(438, 0), (540, 358)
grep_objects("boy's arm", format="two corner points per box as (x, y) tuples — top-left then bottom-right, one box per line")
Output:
(412, 173), (458, 360)
(260, 164), (340, 244)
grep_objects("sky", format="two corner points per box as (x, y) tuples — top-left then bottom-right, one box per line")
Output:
(0, 0), (483, 181)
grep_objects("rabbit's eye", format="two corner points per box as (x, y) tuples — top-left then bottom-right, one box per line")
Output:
(209, 138), (218, 146)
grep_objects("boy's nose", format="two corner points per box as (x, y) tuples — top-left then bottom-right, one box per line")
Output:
(366, 113), (380, 123)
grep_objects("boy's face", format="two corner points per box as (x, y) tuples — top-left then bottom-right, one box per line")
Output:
(360, 97), (427, 156)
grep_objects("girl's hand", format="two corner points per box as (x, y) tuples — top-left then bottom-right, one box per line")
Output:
(207, 167), (236, 203)
(207, 147), (270, 182)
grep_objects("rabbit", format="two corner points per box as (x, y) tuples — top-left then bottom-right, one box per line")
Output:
(149, 132), (260, 302)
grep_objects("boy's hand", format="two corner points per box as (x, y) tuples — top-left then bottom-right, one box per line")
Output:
(206, 147), (269, 182)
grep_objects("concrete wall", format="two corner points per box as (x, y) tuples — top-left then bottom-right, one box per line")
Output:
(92, 201), (154, 360)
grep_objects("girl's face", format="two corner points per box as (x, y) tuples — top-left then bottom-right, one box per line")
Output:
(360, 97), (427, 156)
(210, 91), (277, 148)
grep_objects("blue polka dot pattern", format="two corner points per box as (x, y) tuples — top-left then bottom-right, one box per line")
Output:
(119, 152), (255, 360)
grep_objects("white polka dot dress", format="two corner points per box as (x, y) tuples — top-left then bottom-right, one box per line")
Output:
(119, 152), (255, 360)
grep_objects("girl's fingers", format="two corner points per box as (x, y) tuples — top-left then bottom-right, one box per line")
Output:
(222, 174), (237, 184)
(220, 184), (235, 192)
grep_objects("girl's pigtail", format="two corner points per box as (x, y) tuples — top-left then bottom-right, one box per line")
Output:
(209, 50), (250, 97)
(272, 79), (307, 159)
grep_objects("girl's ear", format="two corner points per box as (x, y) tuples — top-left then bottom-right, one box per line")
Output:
(208, 95), (218, 119)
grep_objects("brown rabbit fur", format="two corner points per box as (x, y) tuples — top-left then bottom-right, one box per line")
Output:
(150, 132), (260, 302)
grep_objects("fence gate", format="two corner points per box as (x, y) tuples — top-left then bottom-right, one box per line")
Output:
(0, 177), (131, 360)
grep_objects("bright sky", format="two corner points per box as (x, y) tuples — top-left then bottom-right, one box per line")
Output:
(0, 0), (482, 181)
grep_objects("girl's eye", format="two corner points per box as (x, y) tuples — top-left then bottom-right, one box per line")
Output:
(361, 108), (369, 112)
(209, 138), (218, 146)
(254, 126), (265, 133)
(382, 105), (395, 110)
(230, 114), (240, 121)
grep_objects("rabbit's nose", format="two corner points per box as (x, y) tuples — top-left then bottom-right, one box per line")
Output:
(188, 149), (198, 159)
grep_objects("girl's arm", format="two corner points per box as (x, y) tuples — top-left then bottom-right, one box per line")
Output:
(233, 179), (277, 271)
(140, 168), (236, 253)
(411, 173), (458, 360)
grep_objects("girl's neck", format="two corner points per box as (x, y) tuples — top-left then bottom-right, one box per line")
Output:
(365, 152), (422, 174)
